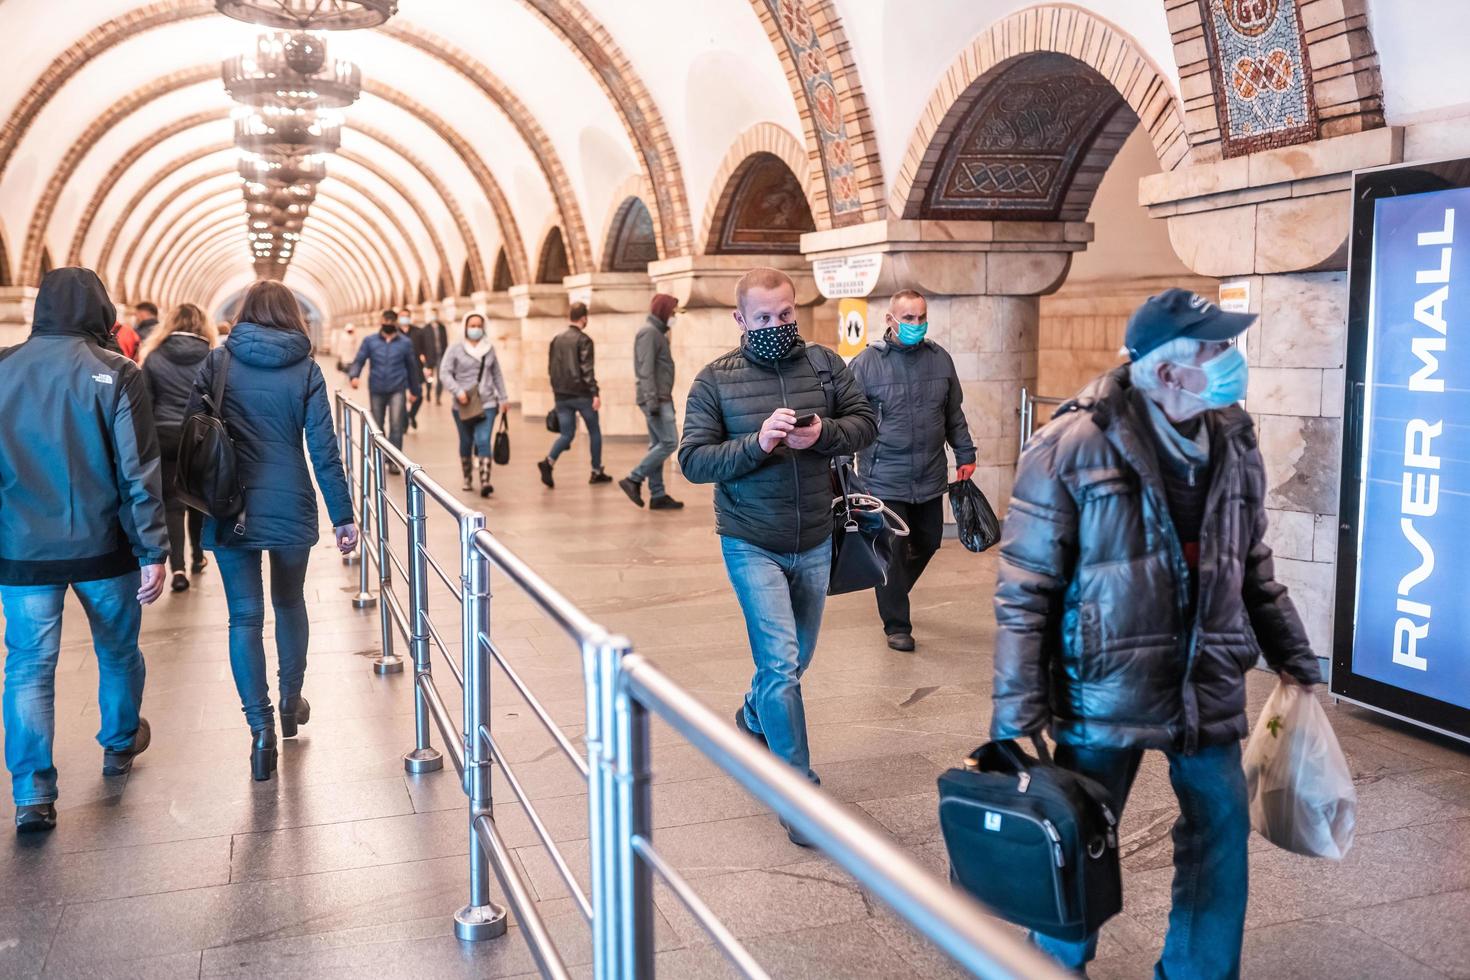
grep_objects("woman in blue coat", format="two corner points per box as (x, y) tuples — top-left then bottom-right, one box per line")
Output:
(187, 281), (358, 780)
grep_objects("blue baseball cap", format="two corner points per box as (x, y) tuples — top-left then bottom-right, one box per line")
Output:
(1124, 288), (1256, 362)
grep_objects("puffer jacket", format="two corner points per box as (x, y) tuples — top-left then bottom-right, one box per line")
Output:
(0, 268), (168, 585)
(991, 366), (1320, 754)
(143, 332), (211, 456)
(439, 342), (508, 410)
(634, 315), (675, 410)
(678, 338), (877, 553)
(187, 322), (353, 550)
(849, 333), (976, 503)
(549, 326), (598, 398)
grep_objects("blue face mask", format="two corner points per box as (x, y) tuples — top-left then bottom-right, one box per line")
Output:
(1187, 345), (1248, 409)
(896, 321), (928, 346)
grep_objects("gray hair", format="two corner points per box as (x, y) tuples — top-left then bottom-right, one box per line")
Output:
(1128, 337), (1204, 392)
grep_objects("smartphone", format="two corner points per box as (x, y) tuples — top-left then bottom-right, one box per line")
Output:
(793, 413), (818, 428)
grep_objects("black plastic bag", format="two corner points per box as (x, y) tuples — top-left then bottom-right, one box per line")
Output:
(948, 478), (1000, 553)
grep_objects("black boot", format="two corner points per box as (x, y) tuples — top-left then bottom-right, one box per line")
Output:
(478, 458), (493, 498)
(280, 695), (310, 738)
(15, 803), (56, 835)
(251, 728), (278, 781)
(460, 456), (474, 491)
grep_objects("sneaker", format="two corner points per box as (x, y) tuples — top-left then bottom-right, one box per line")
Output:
(538, 458), (555, 488)
(618, 477), (645, 508)
(191, 556), (208, 575)
(649, 495), (684, 511)
(170, 572), (189, 593)
(102, 717), (151, 776)
(15, 803), (56, 835)
(886, 633), (916, 653)
(479, 483), (494, 498)
(780, 818), (814, 848)
(589, 469), (613, 485)
(734, 707), (767, 747)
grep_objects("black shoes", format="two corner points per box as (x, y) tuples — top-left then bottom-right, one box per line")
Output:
(538, 458), (555, 488)
(102, 717), (151, 776)
(734, 707), (767, 747)
(251, 728), (278, 781)
(191, 556), (208, 575)
(619, 477), (645, 507)
(886, 633), (916, 653)
(15, 803), (56, 835)
(649, 495), (684, 511)
(280, 695), (310, 739)
(780, 818), (815, 848)
(170, 572), (189, 593)
(589, 469), (613, 485)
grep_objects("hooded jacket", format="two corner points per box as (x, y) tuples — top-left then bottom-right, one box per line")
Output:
(143, 332), (211, 456)
(439, 341), (508, 410)
(186, 322), (353, 550)
(990, 366), (1320, 754)
(0, 268), (169, 584)
(849, 332), (976, 503)
(634, 314), (675, 411)
(678, 338), (877, 553)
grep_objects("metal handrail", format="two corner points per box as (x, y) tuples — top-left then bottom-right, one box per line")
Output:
(1019, 386), (1068, 452)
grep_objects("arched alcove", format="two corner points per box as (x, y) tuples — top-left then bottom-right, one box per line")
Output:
(602, 197), (658, 272)
(37, 246), (54, 284)
(437, 272), (450, 301)
(416, 280), (428, 305)
(460, 260), (474, 296)
(492, 248), (513, 292)
(706, 152), (815, 254)
(536, 227), (570, 285)
(0, 226), (10, 287)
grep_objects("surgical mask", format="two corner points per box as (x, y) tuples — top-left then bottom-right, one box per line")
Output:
(1183, 345), (1248, 409)
(465, 327), (485, 342)
(896, 321), (928, 346)
(744, 322), (800, 360)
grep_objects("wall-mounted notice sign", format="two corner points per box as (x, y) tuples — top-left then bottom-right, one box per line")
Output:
(836, 298), (868, 360)
(1218, 279), (1251, 313)
(813, 253), (882, 299)
(1335, 158), (1470, 744)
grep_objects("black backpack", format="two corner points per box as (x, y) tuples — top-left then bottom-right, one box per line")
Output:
(174, 350), (246, 534)
(938, 737), (1121, 942)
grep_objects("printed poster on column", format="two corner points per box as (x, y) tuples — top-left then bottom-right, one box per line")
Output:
(1353, 185), (1470, 704)
(837, 299), (868, 360)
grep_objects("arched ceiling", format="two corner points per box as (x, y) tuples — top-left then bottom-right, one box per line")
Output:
(0, 0), (1191, 325)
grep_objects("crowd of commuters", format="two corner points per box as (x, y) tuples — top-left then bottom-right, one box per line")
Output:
(0, 262), (1321, 977)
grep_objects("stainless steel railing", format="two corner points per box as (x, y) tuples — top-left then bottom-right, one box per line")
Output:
(1018, 386), (1067, 452)
(333, 391), (1067, 980)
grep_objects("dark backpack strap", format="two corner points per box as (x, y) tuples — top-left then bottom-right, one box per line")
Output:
(206, 349), (231, 420)
(803, 346), (836, 417)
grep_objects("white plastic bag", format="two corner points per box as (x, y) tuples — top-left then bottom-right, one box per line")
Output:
(1241, 681), (1357, 860)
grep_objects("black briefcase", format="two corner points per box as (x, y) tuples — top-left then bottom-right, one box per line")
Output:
(937, 737), (1121, 942)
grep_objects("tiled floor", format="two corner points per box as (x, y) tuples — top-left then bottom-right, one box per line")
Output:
(3, 379), (1469, 978)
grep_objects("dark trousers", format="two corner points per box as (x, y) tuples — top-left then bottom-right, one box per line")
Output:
(214, 547), (312, 732)
(159, 455), (204, 573)
(548, 396), (603, 470)
(873, 495), (945, 635)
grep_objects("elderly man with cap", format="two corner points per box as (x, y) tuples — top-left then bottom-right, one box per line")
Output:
(618, 293), (684, 511)
(991, 288), (1320, 977)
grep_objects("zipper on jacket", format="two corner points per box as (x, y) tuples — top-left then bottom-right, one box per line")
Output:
(775, 359), (802, 549)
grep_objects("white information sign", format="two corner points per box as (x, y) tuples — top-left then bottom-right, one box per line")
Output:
(814, 253), (883, 299)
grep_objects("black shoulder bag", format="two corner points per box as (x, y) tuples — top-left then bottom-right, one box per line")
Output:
(174, 350), (246, 534)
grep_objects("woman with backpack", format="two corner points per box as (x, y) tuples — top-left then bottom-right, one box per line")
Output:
(140, 303), (216, 593)
(186, 281), (357, 781)
(439, 312), (508, 498)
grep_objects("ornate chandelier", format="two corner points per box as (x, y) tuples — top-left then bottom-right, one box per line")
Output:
(238, 152), (329, 187)
(215, 0), (397, 31)
(223, 32), (361, 110)
(234, 106), (342, 157)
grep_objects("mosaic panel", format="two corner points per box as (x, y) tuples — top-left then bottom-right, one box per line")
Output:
(1199, 0), (1318, 156)
(718, 152), (817, 254)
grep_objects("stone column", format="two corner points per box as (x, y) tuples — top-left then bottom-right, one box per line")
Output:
(563, 272), (653, 437)
(802, 220), (1089, 508)
(508, 284), (568, 421)
(1139, 126), (1402, 653)
(0, 286), (36, 347)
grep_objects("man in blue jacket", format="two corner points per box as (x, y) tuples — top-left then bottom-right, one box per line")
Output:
(0, 268), (169, 834)
(349, 309), (422, 462)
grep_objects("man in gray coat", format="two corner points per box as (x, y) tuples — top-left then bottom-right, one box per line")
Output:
(619, 293), (683, 510)
(850, 289), (976, 652)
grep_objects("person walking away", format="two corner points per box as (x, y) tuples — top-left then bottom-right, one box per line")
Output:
(140, 302), (217, 593)
(427, 318), (449, 404)
(412, 313), (446, 409)
(132, 301), (159, 343)
(849, 289), (976, 652)
(112, 320), (140, 361)
(188, 280), (358, 782)
(618, 293), (684, 511)
(440, 313), (508, 497)
(539, 301), (611, 488)
(992, 289), (1321, 977)
(0, 268), (168, 833)
(348, 309), (421, 468)
(400, 308), (427, 432)
(678, 267), (876, 845)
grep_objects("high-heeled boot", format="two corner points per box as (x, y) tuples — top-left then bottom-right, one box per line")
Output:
(251, 728), (278, 781)
(460, 456), (473, 491)
(478, 457), (493, 498)
(280, 695), (311, 738)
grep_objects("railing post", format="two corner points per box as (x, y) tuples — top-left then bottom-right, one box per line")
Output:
(455, 515), (508, 942)
(339, 395), (357, 565)
(351, 416), (377, 609)
(370, 439), (403, 674)
(609, 641), (654, 979)
(403, 469), (444, 774)
(585, 634), (616, 979)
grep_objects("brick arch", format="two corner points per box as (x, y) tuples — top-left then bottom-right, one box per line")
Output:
(597, 173), (658, 272)
(889, 4), (1189, 220)
(492, 248), (514, 292)
(0, 221), (11, 288)
(698, 123), (814, 255)
(743, 0), (882, 228)
(535, 227), (570, 285)
(601, 197), (657, 273)
(174, 228), (375, 313)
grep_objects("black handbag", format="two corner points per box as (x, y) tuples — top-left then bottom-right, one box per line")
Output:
(493, 411), (511, 465)
(174, 350), (246, 534)
(948, 478), (1002, 553)
(938, 737), (1122, 942)
(545, 409), (560, 433)
(827, 460), (909, 595)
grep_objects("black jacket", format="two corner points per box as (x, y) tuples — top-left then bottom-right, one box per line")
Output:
(678, 339), (877, 553)
(991, 367), (1320, 754)
(412, 321), (447, 371)
(0, 268), (168, 584)
(143, 332), (211, 456)
(634, 315), (675, 410)
(549, 326), (598, 398)
(187, 322), (353, 550)
(849, 333), (976, 503)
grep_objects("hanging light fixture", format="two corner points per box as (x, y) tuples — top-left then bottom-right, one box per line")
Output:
(223, 32), (361, 110)
(234, 106), (342, 157)
(215, 0), (396, 31)
(238, 152), (329, 186)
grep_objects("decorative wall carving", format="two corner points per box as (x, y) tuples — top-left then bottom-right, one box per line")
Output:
(1199, 0), (1317, 157)
(604, 198), (658, 272)
(923, 53), (1129, 221)
(492, 249), (513, 292)
(536, 228), (570, 285)
(714, 152), (816, 254)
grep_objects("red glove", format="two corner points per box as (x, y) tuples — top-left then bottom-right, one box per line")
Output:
(955, 463), (976, 482)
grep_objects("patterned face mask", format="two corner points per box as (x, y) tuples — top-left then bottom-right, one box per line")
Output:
(744, 322), (800, 360)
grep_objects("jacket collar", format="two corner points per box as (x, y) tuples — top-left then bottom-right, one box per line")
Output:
(869, 329), (929, 354)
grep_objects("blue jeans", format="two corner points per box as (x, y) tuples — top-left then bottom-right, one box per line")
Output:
(214, 548), (312, 732)
(1033, 741), (1250, 979)
(370, 390), (407, 449)
(628, 402), (678, 497)
(453, 405), (498, 458)
(548, 396), (602, 470)
(0, 572), (145, 805)
(721, 536), (831, 780)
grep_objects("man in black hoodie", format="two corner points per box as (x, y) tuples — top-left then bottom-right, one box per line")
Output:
(0, 268), (168, 834)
